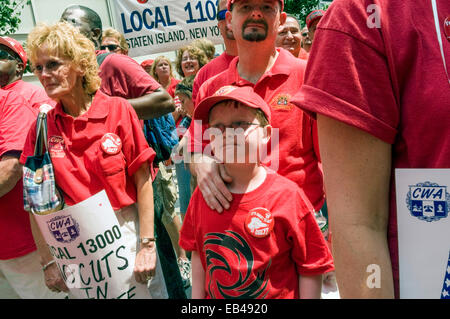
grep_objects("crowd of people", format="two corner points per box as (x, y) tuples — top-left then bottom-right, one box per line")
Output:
(0, 0), (448, 300)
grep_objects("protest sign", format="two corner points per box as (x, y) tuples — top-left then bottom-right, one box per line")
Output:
(395, 169), (450, 299)
(33, 190), (151, 299)
(112, 0), (224, 57)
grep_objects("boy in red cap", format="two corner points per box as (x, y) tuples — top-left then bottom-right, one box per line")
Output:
(179, 85), (333, 299)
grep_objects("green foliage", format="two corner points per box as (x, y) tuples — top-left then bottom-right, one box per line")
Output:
(284, 0), (330, 27)
(0, 0), (31, 35)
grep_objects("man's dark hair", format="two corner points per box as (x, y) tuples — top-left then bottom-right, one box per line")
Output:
(64, 5), (103, 31)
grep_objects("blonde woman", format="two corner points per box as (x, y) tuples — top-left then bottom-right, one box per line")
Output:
(150, 56), (179, 99)
(20, 22), (164, 297)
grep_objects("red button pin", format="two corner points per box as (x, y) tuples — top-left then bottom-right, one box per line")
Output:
(445, 16), (450, 41)
(245, 207), (274, 238)
(101, 133), (122, 155)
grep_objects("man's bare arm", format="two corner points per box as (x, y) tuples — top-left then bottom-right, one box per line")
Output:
(317, 114), (395, 298)
(128, 88), (175, 120)
(0, 155), (22, 197)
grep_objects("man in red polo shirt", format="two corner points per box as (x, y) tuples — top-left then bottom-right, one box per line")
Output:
(276, 14), (302, 58)
(291, 0), (450, 298)
(188, 0), (324, 217)
(0, 89), (63, 298)
(191, 0), (238, 103)
(0, 37), (55, 110)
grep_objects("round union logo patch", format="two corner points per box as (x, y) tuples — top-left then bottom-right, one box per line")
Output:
(445, 16), (450, 41)
(101, 133), (122, 155)
(244, 207), (274, 238)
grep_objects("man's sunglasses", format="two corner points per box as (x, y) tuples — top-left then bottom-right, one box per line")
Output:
(217, 9), (227, 21)
(100, 44), (119, 51)
(0, 50), (18, 61)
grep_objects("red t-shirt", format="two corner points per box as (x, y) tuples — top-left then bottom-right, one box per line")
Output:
(190, 48), (325, 211)
(192, 52), (236, 103)
(298, 48), (309, 61)
(291, 0), (450, 298)
(98, 53), (161, 99)
(180, 168), (334, 299)
(20, 91), (155, 211)
(0, 89), (37, 259)
(166, 77), (180, 98)
(3, 80), (56, 110)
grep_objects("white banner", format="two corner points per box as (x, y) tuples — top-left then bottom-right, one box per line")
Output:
(395, 169), (450, 299)
(112, 0), (224, 57)
(33, 190), (151, 299)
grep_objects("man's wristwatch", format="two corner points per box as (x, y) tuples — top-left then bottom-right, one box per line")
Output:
(140, 237), (156, 245)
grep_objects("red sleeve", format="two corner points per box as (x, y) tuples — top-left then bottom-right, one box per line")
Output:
(192, 67), (207, 104)
(179, 189), (201, 252)
(0, 90), (36, 157)
(167, 78), (180, 98)
(99, 54), (161, 99)
(291, 0), (399, 144)
(117, 99), (156, 176)
(289, 190), (334, 276)
(188, 78), (215, 153)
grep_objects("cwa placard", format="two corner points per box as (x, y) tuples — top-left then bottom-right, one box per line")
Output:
(112, 0), (224, 57)
(33, 190), (151, 299)
(395, 169), (450, 299)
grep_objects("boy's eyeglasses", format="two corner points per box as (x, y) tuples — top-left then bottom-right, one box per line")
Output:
(100, 44), (119, 51)
(0, 50), (18, 61)
(217, 9), (227, 21)
(210, 121), (261, 134)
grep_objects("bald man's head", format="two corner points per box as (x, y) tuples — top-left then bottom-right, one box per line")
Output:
(61, 5), (103, 49)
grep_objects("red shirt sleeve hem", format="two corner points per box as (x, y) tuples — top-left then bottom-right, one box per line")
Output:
(297, 263), (335, 276)
(179, 237), (197, 252)
(127, 148), (156, 176)
(293, 85), (397, 144)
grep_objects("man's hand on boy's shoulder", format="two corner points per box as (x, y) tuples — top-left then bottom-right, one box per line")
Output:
(189, 153), (233, 213)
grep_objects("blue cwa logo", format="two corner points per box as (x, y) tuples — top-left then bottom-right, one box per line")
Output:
(46, 215), (80, 243)
(406, 182), (449, 222)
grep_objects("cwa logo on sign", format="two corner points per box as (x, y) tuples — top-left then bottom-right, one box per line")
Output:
(406, 182), (449, 222)
(47, 215), (80, 243)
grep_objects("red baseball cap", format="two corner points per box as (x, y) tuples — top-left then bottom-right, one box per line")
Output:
(227, 0), (284, 12)
(0, 36), (27, 65)
(195, 85), (271, 124)
(306, 9), (325, 29)
(140, 59), (154, 68)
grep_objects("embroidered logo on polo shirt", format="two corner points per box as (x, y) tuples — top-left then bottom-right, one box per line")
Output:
(270, 93), (294, 111)
(101, 133), (122, 155)
(245, 207), (274, 238)
(48, 136), (66, 158)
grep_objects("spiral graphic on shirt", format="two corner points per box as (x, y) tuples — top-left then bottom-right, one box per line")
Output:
(204, 230), (270, 299)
